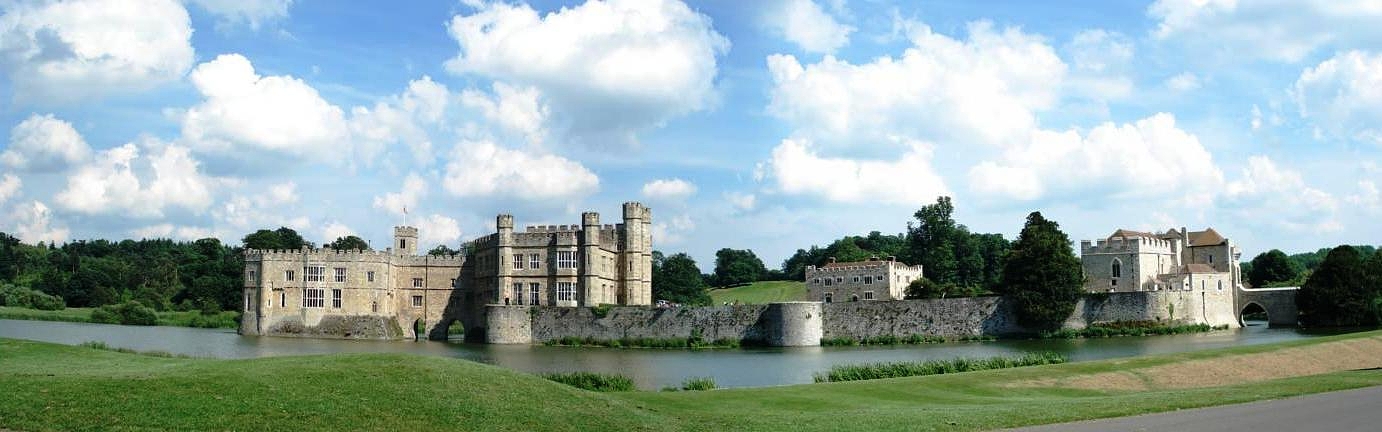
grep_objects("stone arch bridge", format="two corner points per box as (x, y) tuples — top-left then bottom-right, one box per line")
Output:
(1236, 286), (1298, 326)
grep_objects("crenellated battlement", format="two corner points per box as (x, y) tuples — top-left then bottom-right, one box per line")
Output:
(1080, 235), (1176, 255)
(805, 262), (923, 273)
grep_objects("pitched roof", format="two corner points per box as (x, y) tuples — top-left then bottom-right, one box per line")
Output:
(1108, 229), (1156, 239)
(1177, 264), (1219, 274)
(1187, 228), (1226, 246)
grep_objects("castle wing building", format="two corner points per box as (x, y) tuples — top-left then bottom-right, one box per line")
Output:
(1080, 227), (1242, 293)
(804, 256), (923, 303)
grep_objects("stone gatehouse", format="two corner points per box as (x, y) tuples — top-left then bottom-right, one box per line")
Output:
(239, 202), (653, 340)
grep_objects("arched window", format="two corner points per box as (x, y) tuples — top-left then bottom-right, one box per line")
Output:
(1111, 259), (1122, 278)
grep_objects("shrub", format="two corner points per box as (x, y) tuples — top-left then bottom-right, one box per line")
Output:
(0, 285), (66, 310)
(813, 352), (1066, 383)
(541, 372), (635, 392)
(681, 376), (716, 391)
(590, 304), (613, 318)
(92, 301), (158, 326)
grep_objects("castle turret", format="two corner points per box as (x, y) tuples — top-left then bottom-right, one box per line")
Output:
(621, 202), (652, 305)
(495, 214), (514, 305)
(580, 211), (602, 306)
(394, 226), (418, 256)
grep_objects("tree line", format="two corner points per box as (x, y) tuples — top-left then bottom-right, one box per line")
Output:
(0, 227), (376, 314)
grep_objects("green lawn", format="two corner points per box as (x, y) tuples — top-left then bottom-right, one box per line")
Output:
(0, 306), (241, 329)
(709, 280), (808, 305)
(3, 331), (1381, 431)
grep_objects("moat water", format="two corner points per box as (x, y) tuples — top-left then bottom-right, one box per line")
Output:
(0, 319), (1349, 390)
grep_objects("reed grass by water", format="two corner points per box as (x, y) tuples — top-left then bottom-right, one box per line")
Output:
(540, 372), (635, 392)
(813, 352), (1066, 382)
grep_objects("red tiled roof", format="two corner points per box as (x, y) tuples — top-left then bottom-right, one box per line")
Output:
(1177, 264), (1218, 274)
(1187, 228), (1226, 246)
(1109, 229), (1156, 239)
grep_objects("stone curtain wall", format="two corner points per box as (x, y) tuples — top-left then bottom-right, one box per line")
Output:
(492, 291), (1242, 346)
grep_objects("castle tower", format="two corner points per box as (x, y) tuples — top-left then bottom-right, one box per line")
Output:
(580, 211), (602, 306)
(621, 202), (653, 306)
(496, 214), (514, 305)
(394, 226), (418, 256)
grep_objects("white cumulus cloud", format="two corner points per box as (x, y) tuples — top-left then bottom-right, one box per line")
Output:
(2, 113), (92, 171)
(1224, 156), (1340, 233)
(444, 0), (729, 148)
(441, 140), (598, 200)
(766, 20), (1065, 149)
(969, 113), (1223, 203)
(0, 174), (20, 205)
(755, 138), (948, 205)
(8, 200), (69, 243)
(413, 214), (462, 249)
(0, 0), (194, 103)
(766, 0), (854, 54)
(641, 178), (697, 202)
(1292, 50), (1382, 146)
(181, 54), (350, 160)
(460, 82), (549, 145)
(372, 173), (427, 217)
(349, 76), (451, 163)
(54, 140), (217, 218)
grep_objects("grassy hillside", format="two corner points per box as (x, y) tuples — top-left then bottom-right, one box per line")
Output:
(709, 280), (808, 305)
(0, 306), (241, 328)
(4, 331), (1382, 431)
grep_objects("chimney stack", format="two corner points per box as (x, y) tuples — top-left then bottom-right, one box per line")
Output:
(828, 257), (837, 264)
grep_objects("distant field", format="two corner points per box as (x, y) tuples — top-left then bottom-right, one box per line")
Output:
(0, 306), (240, 329)
(709, 280), (807, 305)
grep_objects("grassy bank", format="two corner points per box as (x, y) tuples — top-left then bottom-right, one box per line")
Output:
(820, 334), (995, 346)
(1041, 321), (1228, 339)
(813, 352), (1066, 382)
(709, 280), (807, 305)
(543, 335), (744, 349)
(3, 331), (1382, 431)
(0, 305), (241, 329)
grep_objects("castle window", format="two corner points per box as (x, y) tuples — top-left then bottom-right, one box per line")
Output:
(1201, 280), (1206, 291)
(412, 295), (423, 307)
(530, 254), (540, 269)
(1111, 279), (1117, 287)
(824, 278), (832, 286)
(331, 289), (342, 308)
(367, 271), (375, 283)
(530, 283), (541, 305)
(1111, 259), (1122, 278)
(824, 293), (833, 303)
(245, 294), (251, 311)
(372, 301), (378, 313)
(835, 277), (843, 284)
(864, 291), (874, 300)
(280, 291), (285, 308)
(556, 282), (575, 301)
(513, 254), (524, 270)
(304, 266), (325, 282)
(853, 276), (860, 283)
(513, 283), (524, 305)
(1217, 280), (1223, 291)
(813, 278), (821, 284)
(285, 270), (295, 281)
(303, 288), (324, 308)
(1208, 254), (1214, 264)
(557, 251), (577, 269)
(864, 276), (873, 285)
(334, 267), (346, 283)
(412, 278), (423, 288)
(247, 270), (256, 284)
(400, 239), (407, 250)
(851, 295), (859, 302)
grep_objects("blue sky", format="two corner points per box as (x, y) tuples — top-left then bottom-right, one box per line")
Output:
(1, 0), (1379, 271)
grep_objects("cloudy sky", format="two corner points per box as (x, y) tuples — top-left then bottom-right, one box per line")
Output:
(1, 0), (1378, 270)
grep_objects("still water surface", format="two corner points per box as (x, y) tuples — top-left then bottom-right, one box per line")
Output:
(0, 319), (1341, 389)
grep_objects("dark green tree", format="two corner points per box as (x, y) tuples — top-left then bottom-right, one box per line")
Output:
(326, 235), (371, 251)
(712, 248), (766, 287)
(1296, 245), (1376, 327)
(997, 212), (1084, 331)
(274, 227), (310, 249)
(241, 229), (283, 250)
(428, 245), (460, 256)
(907, 197), (959, 284)
(652, 251), (710, 305)
(1248, 249), (1302, 288)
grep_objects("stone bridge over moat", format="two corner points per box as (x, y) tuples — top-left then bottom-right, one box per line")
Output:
(1236, 286), (1298, 327)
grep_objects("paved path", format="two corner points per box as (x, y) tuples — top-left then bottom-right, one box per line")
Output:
(1008, 385), (1382, 432)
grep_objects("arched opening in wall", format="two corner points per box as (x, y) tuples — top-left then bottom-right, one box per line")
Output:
(1240, 302), (1268, 328)
(413, 319), (426, 341)
(446, 319), (465, 341)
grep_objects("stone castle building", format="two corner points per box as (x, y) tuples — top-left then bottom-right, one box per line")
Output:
(1080, 227), (1243, 294)
(239, 202), (653, 340)
(804, 257), (924, 303)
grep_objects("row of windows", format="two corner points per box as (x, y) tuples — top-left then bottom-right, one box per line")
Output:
(813, 275), (888, 286)
(277, 267), (377, 284)
(821, 291), (875, 303)
(298, 288), (342, 309)
(505, 251), (587, 270)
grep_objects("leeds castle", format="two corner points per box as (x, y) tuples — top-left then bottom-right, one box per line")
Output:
(239, 202), (653, 340)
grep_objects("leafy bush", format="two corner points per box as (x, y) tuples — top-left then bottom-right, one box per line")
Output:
(91, 301), (158, 326)
(813, 352), (1066, 383)
(1040, 322), (1224, 339)
(541, 372), (635, 392)
(0, 284), (66, 311)
(543, 335), (742, 349)
(680, 376), (716, 391)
